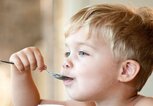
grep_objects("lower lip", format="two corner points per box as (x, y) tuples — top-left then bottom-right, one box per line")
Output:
(63, 78), (74, 86)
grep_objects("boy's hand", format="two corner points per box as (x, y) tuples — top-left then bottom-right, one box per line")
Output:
(9, 47), (46, 73)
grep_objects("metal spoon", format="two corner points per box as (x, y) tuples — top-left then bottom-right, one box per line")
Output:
(46, 70), (73, 80)
(0, 59), (71, 80)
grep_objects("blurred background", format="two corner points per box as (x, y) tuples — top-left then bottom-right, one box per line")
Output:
(0, 0), (153, 105)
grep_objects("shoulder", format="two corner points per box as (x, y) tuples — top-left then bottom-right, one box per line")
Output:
(135, 96), (153, 106)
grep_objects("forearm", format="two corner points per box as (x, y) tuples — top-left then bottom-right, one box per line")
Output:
(11, 70), (40, 106)
(10, 47), (46, 106)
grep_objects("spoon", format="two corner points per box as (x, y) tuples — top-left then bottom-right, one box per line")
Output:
(0, 59), (70, 80)
(46, 70), (73, 80)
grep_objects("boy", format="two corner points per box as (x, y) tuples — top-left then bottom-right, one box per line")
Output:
(10, 4), (153, 106)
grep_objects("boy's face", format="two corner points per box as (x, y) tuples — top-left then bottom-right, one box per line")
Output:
(62, 28), (121, 101)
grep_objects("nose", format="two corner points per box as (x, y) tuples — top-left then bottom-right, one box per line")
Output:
(62, 59), (73, 70)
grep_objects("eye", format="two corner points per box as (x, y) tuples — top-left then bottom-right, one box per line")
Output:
(78, 51), (89, 56)
(65, 51), (70, 57)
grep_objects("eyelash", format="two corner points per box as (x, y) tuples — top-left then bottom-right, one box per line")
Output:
(64, 51), (89, 57)
(79, 51), (89, 56)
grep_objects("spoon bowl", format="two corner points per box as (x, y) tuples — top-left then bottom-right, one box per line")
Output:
(46, 70), (73, 80)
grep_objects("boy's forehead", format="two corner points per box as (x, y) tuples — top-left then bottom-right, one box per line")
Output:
(65, 27), (106, 47)
(65, 27), (89, 39)
(65, 28), (89, 44)
(64, 23), (89, 37)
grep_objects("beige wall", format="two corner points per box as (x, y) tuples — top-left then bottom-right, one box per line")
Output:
(0, 1), (42, 105)
(89, 0), (153, 7)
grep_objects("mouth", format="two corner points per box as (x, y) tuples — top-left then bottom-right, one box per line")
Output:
(62, 76), (75, 86)
(62, 76), (74, 80)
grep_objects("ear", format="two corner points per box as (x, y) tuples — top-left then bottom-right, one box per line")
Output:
(118, 60), (140, 82)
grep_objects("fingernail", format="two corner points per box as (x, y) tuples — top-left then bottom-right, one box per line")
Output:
(38, 65), (47, 72)
(43, 65), (47, 70)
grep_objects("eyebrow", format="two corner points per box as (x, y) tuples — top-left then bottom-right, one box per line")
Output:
(65, 42), (97, 50)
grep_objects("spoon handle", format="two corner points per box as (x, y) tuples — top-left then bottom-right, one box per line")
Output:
(0, 60), (14, 64)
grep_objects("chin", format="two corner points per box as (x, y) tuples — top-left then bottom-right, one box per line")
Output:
(67, 91), (93, 102)
(65, 83), (96, 101)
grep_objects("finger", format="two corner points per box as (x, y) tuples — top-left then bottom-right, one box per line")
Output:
(16, 51), (31, 71)
(32, 47), (46, 71)
(9, 53), (24, 72)
(23, 47), (37, 71)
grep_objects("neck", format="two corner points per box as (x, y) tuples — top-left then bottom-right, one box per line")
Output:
(95, 85), (140, 106)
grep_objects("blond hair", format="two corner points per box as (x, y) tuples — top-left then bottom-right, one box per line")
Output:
(65, 4), (153, 91)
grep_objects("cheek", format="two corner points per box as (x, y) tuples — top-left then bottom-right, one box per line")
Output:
(76, 62), (118, 90)
(74, 65), (107, 89)
(76, 61), (114, 81)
